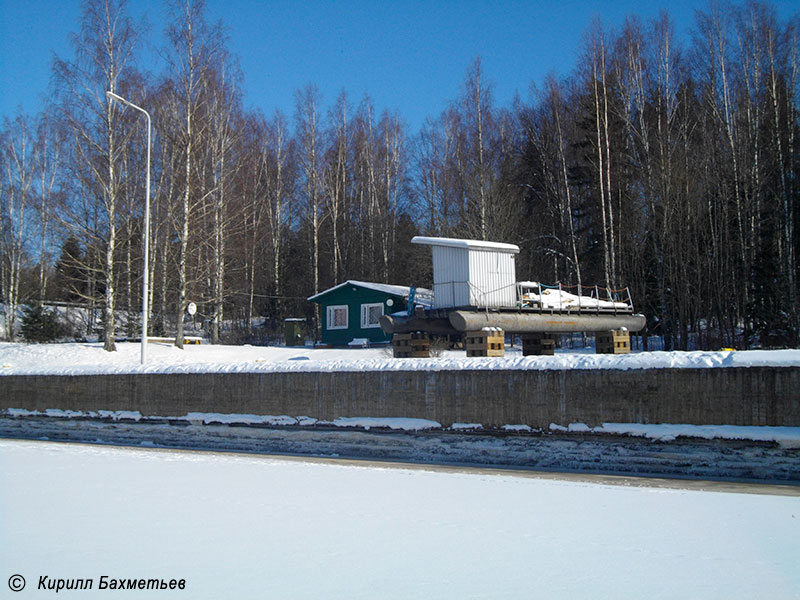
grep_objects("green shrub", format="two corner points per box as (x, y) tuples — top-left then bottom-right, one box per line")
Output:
(20, 304), (71, 343)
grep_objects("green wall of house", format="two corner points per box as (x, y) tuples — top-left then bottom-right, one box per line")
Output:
(313, 284), (405, 346)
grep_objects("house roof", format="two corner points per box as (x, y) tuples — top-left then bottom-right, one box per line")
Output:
(411, 236), (520, 254)
(307, 280), (433, 302)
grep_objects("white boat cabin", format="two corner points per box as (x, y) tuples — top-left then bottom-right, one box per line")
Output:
(411, 236), (520, 309)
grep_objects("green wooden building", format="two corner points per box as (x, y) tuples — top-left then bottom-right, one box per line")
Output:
(308, 280), (432, 346)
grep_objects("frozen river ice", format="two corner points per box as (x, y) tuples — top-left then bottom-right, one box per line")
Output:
(1, 439), (798, 599)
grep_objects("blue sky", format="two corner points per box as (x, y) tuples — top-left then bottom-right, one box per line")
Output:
(1, 0), (798, 133)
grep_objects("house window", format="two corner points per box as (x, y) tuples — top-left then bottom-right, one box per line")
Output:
(360, 303), (384, 329)
(327, 305), (348, 330)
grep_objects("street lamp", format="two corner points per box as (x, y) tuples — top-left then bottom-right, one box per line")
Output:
(106, 90), (151, 365)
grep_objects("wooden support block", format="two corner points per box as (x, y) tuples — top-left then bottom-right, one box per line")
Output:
(393, 349), (433, 358)
(596, 329), (630, 354)
(465, 328), (505, 357)
(465, 349), (505, 357)
(522, 333), (555, 356)
(393, 332), (430, 358)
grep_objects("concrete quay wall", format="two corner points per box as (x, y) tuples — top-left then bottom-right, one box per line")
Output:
(1, 367), (798, 428)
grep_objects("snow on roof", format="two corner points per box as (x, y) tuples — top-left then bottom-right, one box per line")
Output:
(307, 280), (432, 302)
(411, 236), (520, 254)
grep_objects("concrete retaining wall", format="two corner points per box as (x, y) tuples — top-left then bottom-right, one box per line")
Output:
(2, 367), (799, 428)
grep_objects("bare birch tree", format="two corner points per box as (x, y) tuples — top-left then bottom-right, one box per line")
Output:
(0, 113), (35, 340)
(295, 84), (324, 336)
(163, 0), (223, 347)
(53, 0), (142, 351)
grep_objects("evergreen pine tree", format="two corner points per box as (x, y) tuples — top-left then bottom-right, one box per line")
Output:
(20, 304), (70, 343)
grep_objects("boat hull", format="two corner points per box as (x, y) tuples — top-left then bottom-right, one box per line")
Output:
(448, 310), (646, 333)
(380, 310), (646, 335)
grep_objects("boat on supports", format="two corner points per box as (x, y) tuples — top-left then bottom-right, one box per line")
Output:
(379, 237), (646, 338)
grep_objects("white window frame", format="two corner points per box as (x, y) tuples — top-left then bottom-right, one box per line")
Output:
(327, 305), (349, 330)
(360, 302), (384, 329)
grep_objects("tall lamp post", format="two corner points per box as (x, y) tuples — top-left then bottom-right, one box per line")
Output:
(107, 91), (151, 365)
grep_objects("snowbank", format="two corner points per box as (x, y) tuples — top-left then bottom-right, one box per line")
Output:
(1, 341), (798, 376)
(549, 422), (800, 448)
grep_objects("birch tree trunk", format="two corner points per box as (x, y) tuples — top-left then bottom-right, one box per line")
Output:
(591, 38), (613, 292)
(0, 113), (33, 341)
(53, 0), (142, 351)
(165, 0), (222, 347)
(295, 85), (323, 338)
(35, 113), (61, 303)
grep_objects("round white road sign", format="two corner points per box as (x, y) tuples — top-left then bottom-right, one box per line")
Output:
(187, 302), (197, 315)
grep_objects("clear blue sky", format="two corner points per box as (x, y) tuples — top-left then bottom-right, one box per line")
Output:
(1, 0), (798, 133)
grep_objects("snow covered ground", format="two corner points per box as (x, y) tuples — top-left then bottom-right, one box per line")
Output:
(1, 340), (799, 376)
(1, 439), (798, 599)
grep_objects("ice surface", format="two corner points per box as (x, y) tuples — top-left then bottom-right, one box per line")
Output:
(1, 440), (798, 600)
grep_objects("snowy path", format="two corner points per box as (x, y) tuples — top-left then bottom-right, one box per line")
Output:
(1, 439), (798, 599)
